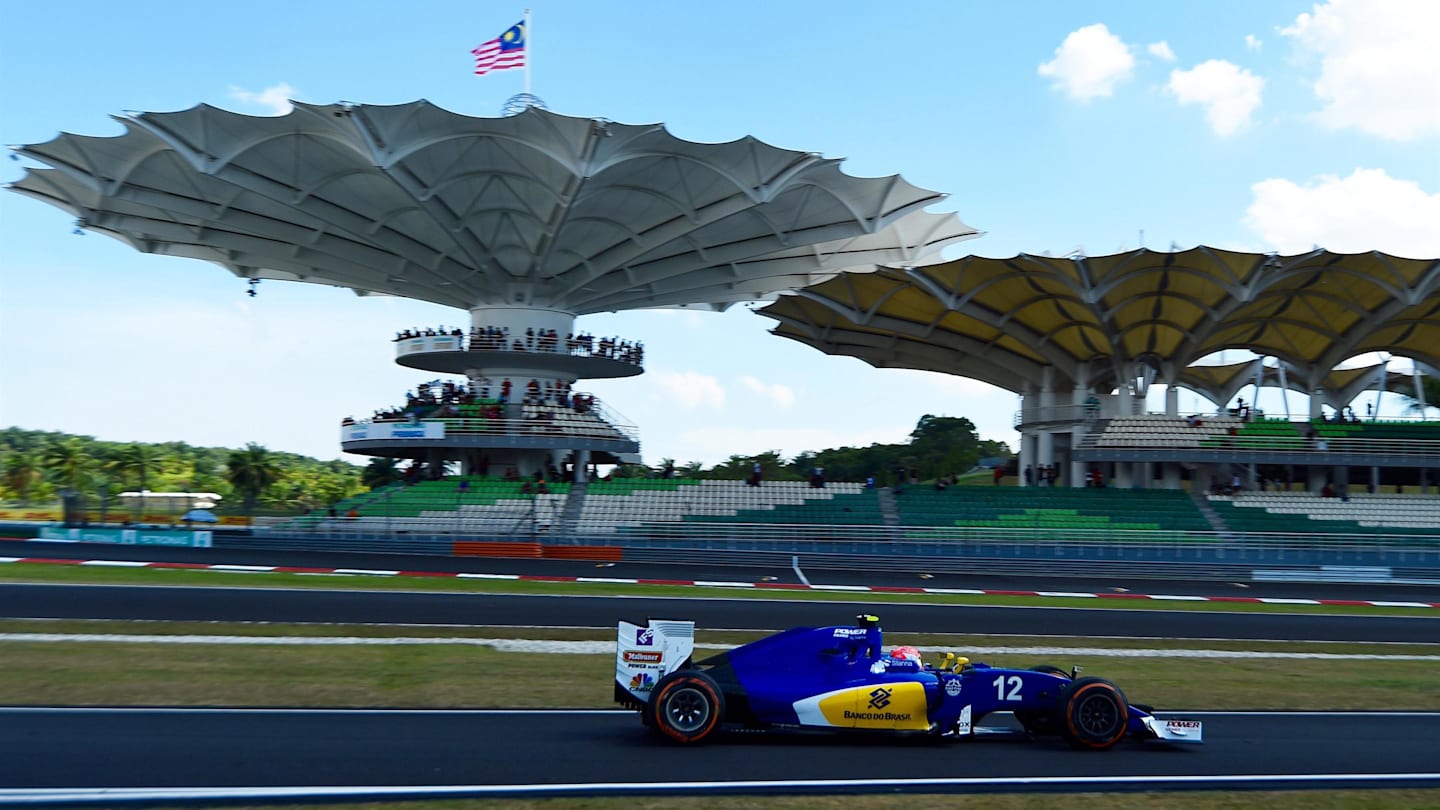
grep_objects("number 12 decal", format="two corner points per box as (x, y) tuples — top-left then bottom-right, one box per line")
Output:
(992, 675), (1023, 701)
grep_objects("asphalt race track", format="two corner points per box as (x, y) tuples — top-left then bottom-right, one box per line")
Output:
(2, 545), (1438, 803)
(1, 582), (1435, 642)
(1, 708), (1437, 802)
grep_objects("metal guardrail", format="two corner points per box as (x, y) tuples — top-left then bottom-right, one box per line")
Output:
(255, 520), (1440, 554)
(352, 413), (638, 445)
(1078, 432), (1440, 461)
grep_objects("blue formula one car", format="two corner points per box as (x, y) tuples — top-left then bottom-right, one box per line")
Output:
(615, 615), (1202, 749)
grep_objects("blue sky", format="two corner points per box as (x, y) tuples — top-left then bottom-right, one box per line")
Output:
(2, 0), (1437, 466)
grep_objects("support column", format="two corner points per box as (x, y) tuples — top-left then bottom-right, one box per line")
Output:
(1165, 385), (1179, 417)
(1038, 431), (1055, 484)
(1162, 462), (1182, 489)
(1070, 375), (1092, 488)
(574, 450), (591, 483)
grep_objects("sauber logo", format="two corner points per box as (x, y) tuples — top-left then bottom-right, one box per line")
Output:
(623, 650), (663, 664)
(867, 687), (893, 710)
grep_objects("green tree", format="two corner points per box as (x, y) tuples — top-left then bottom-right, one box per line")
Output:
(1, 451), (44, 504)
(109, 443), (166, 492)
(226, 443), (282, 514)
(108, 443), (167, 519)
(41, 438), (94, 493)
(361, 457), (399, 490)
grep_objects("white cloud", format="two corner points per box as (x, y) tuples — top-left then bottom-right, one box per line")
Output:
(1281, 0), (1440, 141)
(1038, 24), (1135, 101)
(1148, 41), (1176, 61)
(738, 375), (796, 409)
(1243, 168), (1440, 257)
(1167, 60), (1265, 136)
(651, 370), (726, 409)
(1244, 34), (1263, 50)
(226, 82), (297, 116)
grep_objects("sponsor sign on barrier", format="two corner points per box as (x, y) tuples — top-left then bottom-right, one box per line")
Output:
(37, 527), (213, 548)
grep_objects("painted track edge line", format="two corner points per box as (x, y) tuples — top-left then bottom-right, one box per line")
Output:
(3, 772), (1439, 805)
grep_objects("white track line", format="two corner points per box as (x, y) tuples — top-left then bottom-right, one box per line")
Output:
(2, 773), (1437, 805)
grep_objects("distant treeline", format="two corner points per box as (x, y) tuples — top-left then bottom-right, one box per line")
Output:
(1, 414), (1010, 512)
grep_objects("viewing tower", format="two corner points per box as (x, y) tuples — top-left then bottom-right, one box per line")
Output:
(9, 101), (976, 479)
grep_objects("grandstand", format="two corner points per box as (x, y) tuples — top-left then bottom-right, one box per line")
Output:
(895, 487), (1211, 540)
(1211, 491), (1440, 537)
(577, 480), (882, 535)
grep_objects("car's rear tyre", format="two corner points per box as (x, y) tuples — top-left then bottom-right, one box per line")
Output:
(1058, 677), (1129, 750)
(648, 671), (725, 744)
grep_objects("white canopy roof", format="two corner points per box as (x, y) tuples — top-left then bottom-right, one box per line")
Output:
(10, 101), (977, 313)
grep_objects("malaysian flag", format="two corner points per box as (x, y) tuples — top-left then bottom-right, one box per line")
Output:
(472, 21), (526, 76)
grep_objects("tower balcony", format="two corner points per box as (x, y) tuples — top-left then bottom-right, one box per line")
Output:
(394, 328), (643, 379)
(340, 397), (640, 459)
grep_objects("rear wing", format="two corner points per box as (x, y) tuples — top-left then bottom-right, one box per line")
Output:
(614, 619), (695, 708)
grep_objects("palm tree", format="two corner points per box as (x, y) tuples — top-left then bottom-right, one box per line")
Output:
(226, 443), (282, 514)
(1, 451), (43, 504)
(42, 438), (95, 493)
(361, 457), (400, 490)
(108, 443), (166, 521)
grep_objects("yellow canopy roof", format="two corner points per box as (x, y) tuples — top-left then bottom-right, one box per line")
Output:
(762, 247), (1440, 393)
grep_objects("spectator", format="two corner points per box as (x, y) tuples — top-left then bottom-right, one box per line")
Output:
(992, 466), (1004, 486)
(1023, 464), (1034, 487)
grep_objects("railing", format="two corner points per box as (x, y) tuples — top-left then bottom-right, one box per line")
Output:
(242, 519), (1440, 579)
(394, 328), (643, 368)
(347, 414), (638, 445)
(1013, 403), (1107, 428)
(350, 393), (640, 445)
(1078, 432), (1440, 459)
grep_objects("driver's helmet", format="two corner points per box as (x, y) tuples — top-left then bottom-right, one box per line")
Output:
(889, 645), (923, 665)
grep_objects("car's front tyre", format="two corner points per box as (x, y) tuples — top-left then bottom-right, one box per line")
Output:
(1057, 677), (1129, 750)
(647, 670), (725, 744)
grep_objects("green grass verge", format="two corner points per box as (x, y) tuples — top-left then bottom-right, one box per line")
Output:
(2, 562), (1436, 618)
(2, 620), (1437, 710)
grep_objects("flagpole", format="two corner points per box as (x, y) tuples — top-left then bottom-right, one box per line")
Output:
(524, 8), (532, 97)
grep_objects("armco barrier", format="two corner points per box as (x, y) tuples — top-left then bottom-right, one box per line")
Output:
(542, 544), (623, 562)
(454, 541), (543, 558)
(217, 521), (1440, 582)
(451, 541), (623, 561)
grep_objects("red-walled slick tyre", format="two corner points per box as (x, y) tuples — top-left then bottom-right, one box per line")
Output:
(1058, 677), (1129, 750)
(647, 671), (725, 744)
